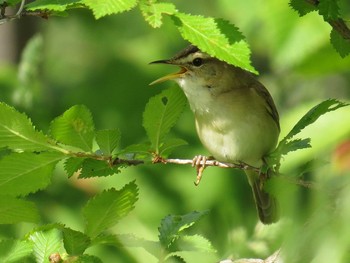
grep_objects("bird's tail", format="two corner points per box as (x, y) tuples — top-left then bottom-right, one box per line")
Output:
(245, 170), (279, 224)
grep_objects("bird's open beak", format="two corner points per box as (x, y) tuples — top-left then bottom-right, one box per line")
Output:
(149, 59), (187, 85)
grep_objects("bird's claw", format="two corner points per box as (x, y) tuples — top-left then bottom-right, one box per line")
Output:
(192, 155), (208, 186)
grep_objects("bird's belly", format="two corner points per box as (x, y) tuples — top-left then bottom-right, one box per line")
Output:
(195, 115), (278, 166)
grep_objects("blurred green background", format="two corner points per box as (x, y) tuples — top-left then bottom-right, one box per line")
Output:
(0, 1), (350, 262)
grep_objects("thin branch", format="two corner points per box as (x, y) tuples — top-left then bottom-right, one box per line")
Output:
(0, 0), (50, 24)
(160, 158), (259, 171)
(59, 145), (318, 189)
(0, 0), (26, 24)
(15, 0), (25, 17)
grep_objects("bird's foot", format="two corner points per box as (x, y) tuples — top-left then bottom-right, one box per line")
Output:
(192, 155), (213, 186)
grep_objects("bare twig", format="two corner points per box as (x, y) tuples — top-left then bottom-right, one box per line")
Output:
(161, 158), (260, 172)
(15, 0), (25, 17)
(0, 0), (26, 24)
(67, 149), (317, 189)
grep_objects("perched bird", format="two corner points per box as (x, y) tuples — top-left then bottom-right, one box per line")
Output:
(150, 45), (280, 224)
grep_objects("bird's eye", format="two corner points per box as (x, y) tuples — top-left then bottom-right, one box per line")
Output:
(192, 57), (203, 67)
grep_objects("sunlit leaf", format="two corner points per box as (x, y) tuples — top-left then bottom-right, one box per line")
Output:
(158, 211), (209, 248)
(172, 13), (257, 73)
(83, 181), (138, 237)
(50, 105), (95, 152)
(26, 0), (82, 11)
(0, 102), (51, 151)
(0, 152), (65, 196)
(82, 0), (137, 19)
(0, 197), (39, 224)
(29, 229), (63, 263)
(143, 87), (187, 153)
(140, 1), (177, 28)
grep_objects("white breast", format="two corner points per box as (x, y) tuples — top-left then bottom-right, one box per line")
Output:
(177, 77), (279, 166)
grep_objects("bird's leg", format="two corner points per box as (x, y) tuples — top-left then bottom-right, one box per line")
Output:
(192, 155), (214, 186)
(258, 157), (274, 188)
(192, 155), (207, 186)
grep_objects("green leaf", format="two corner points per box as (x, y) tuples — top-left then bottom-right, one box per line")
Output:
(16, 34), (43, 109)
(330, 29), (350, 58)
(318, 0), (339, 20)
(62, 227), (90, 255)
(82, 0), (137, 19)
(92, 233), (161, 259)
(158, 211), (209, 248)
(283, 99), (349, 143)
(143, 87), (187, 153)
(140, 1), (177, 28)
(3, 0), (23, 5)
(0, 197), (39, 224)
(0, 239), (33, 263)
(289, 0), (317, 16)
(119, 143), (152, 160)
(275, 138), (311, 157)
(26, 0), (82, 11)
(0, 102), (51, 151)
(83, 181), (139, 237)
(29, 229), (63, 263)
(159, 138), (188, 157)
(171, 13), (257, 74)
(72, 254), (103, 263)
(270, 99), (349, 166)
(96, 129), (121, 155)
(50, 105), (95, 152)
(64, 157), (85, 178)
(0, 152), (65, 196)
(79, 159), (122, 178)
(173, 235), (216, 253)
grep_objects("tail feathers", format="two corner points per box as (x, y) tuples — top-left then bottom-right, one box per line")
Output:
(245, 170), (279, 224)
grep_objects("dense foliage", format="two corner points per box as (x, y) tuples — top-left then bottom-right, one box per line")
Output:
(0, 0), (350, 263)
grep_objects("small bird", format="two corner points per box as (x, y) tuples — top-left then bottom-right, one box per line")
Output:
(150, 45), (280, 224)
